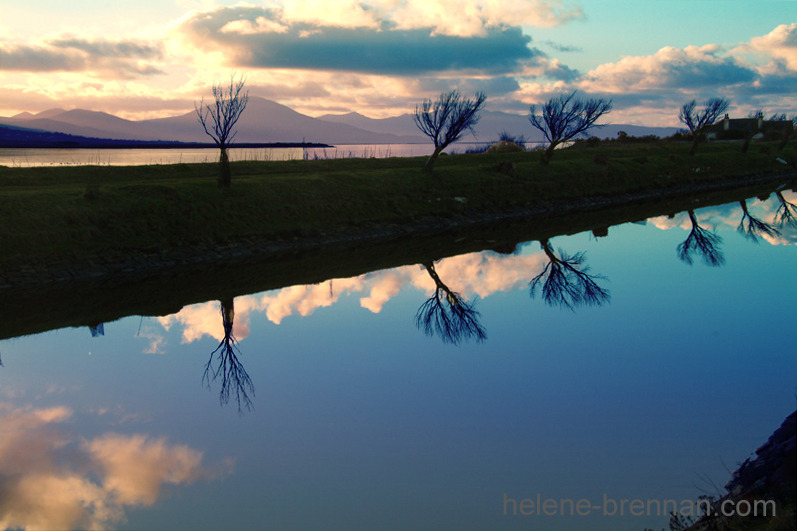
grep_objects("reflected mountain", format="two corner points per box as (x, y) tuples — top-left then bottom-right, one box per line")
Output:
(415, 261), (487, 345)
(203, 298), (255, 413)
(677, 210), (725, 267)
(775, 191), (797, 228)
(530, 239), (610, 310)
(738, 198), (781, 242)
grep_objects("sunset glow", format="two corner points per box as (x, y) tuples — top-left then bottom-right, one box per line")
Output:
(1, 1), (794, 125)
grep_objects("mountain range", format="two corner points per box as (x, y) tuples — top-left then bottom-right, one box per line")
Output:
(0, 96), (679, 146)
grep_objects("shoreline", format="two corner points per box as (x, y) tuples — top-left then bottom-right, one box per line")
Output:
(2, 167), (794, 293)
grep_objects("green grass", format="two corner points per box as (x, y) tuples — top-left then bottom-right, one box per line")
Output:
(1, 140), (794, 266)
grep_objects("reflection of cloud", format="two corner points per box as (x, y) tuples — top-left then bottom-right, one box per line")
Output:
(138, 325), (166, 355)
(87, 434), (204, 505)
(159, 300), (251, 343)
(157, 249), (548, 342)
(648, 191), (797, 245)
(0, 403), (222, 531)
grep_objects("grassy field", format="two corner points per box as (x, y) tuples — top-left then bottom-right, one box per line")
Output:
(0, 140), (794, 265)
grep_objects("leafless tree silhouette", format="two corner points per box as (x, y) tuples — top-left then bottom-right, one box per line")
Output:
(415, 262), (487, 345)
(678, 98), (730, 155)
(530, 240), (610, 310)
(203, 298), (255, 414)
(677, 210), (725, 266)
(413, 90), (486, 172)
(737, 200), (780, 243)
(775, 191), (797, 227)
(195, 76), (249, 188)
(528, 91), (612, 164)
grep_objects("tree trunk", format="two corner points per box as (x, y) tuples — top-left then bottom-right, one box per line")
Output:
(424, 145), (445, 172)
(689, 135), (699, 156)
(541, 143), (556, 165)
(218, 146), (231, 188)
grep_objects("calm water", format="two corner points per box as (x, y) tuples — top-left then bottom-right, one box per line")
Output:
(1, 190), (795, 530)
(0, 144), (477, 167)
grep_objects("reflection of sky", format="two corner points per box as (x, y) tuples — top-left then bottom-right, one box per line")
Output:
(1, 193), (795, 530)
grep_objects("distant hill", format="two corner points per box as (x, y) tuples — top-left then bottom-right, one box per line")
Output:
(318, 109), (679, 144)
(1, 97), (679, 146)
(0, 98), (424, 145)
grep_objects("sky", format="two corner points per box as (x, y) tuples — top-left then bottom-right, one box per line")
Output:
(1, 0), (795, 126)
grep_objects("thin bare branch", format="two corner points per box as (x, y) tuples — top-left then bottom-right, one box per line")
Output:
(528, 91), (612, 163)
(413, 90), (486, 171)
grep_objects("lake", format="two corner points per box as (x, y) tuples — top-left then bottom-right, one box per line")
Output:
(1, 185), (795, 530)
(0, 144), (494, 167)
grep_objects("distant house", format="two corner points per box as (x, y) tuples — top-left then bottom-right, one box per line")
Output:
(705, 114), (793, 142)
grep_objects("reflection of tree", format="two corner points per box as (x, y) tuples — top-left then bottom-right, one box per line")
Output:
(677, 210), (725, 267)
(415, 262), (487, 345)
(203, 298), (254, 413)
(775, 192), (797, 228)
(530, 240), (610, 310)
(738, 200), (780, 242)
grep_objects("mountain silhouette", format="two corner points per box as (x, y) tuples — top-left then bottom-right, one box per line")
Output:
(1, 97), (679, 145)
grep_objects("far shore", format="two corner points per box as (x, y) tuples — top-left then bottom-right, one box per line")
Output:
(0, 140), (333, 149)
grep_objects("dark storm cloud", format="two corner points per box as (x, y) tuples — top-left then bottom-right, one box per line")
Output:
(177, 5), (541, 75)
(419, 76), (521, 96)
(0, 44), (87, 71)
(659, 58), (757, 88)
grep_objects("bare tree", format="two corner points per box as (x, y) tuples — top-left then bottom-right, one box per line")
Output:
(677, 210), (725, 267)
(528, 91), (612, 164)
(529, 240), (610, 310)
(415, 261), (487, 345)
(203, 298), (255, 414)
(413, 90), (486, 172)
(678, 98), (730, 155)
(737, 200), (780, 243)
(195, 76), (249, 188)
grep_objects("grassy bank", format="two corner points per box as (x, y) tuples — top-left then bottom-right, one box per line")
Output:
(0, 140), (794, 266)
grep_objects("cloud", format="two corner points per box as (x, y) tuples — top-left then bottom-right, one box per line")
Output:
(0, 37), (164, 77)
(746, 23), (797, 71)
(267, 0), (583, 36)
(581, 44), (757, 94)
(175, 5), (540, 75)
(0, 403), (222, 530)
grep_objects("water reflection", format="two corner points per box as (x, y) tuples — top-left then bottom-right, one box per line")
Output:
(737, 198), (781, 242)
(775, 191), (797, 227)
(530, 239), (610, 310)
(203, 298), (255, 414)
(415, 261), (487, 345)
(1, 185), (795, 530)
(677, 210), (725, 266)
(0, 403), (225, 530)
